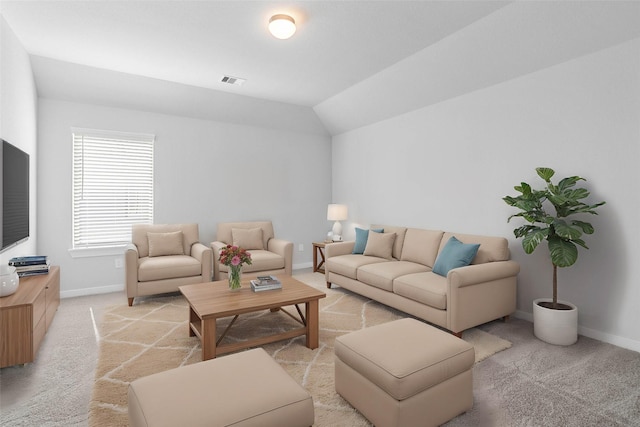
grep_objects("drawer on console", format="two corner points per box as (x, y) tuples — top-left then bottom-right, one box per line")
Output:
(32, 288), (46, 329)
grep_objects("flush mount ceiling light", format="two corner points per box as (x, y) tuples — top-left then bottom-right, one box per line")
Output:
(268, 14), (296, 39)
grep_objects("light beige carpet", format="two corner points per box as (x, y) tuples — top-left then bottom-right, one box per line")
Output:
(89, 272), (511, 426)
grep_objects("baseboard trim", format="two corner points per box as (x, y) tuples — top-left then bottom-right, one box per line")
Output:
(513, 310), (640, 353)
(293, 262), (313, 270)
(61, 284), (124, 299)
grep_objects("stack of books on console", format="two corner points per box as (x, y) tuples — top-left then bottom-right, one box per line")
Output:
(250, 275), (282, 292)
(9, 255), (50, 278)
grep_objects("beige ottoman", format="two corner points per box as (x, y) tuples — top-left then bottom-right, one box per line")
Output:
(335, 318), (474, 427)
(128, 348), (314, 427)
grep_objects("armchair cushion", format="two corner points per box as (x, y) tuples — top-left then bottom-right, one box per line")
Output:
(147, 231), (185, 257)
(133, 223), (199, 257)
(138, 255), (202, 282)
(219, 250), (284, 274)
(213, 221), (292, 280)
(232, 227), (264, 250)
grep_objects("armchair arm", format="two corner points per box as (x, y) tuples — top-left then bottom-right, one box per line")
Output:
(210, 241), (227, 281)
(125, 243), (140, 299)
(325, 241), (355, 258)
(267, 238), (293, 276)
(191, 242), (213, 282)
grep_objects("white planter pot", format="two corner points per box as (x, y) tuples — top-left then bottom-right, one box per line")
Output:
(0, 265), (20, 297)
(533, 298), (578, 346)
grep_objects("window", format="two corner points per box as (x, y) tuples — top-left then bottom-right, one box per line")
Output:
(72, 128), (154, 251)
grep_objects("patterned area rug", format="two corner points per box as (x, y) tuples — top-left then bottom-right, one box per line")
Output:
(88, 272), (511, 426)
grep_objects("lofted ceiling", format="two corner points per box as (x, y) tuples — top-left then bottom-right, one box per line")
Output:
(1, 0), (510, 107)
(1, 1), (639, 136)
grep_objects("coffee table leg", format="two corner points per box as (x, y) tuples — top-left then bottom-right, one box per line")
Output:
(306, 300), (319, 349)
(201, 317), (217, 360)
(188, 307), (197, 337)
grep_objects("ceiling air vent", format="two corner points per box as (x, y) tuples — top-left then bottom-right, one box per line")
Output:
(221, 75), (246, 86)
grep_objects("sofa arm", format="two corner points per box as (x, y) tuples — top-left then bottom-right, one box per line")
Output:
(446, 260), (520, 333)
(191, 242), (213, 282)
(268, 238), (293, 276)
(210, 241), (227, 281)
(448, 260), (520, 288)
(325, 241), (355, 258)
(125, 243), (140, 300)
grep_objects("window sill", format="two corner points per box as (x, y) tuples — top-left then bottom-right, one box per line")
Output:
(69, 245), (126, 258)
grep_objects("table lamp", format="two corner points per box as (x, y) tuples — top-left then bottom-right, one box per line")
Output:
(327, 204), (348, 241)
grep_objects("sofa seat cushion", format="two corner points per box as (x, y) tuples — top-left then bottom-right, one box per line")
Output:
(219, 250), (284, 274)
(326, 255), (388, 280)
(138, 255), (201, 282)
(357, 261), (429, 292)
(393, 272), (447, 310)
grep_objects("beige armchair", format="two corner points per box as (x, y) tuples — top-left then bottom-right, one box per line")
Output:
(125, 223), (212, 306)
(212, 221), (293, 280)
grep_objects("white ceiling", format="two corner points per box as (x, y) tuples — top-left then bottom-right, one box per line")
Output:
(0, 0), (511, 107)
(2, 1), (639, 136)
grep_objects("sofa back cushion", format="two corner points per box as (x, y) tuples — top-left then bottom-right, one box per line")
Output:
(363, 231), (396, 260)
(439, 232), (510, 264)
(217, 221), (274, 249)
(371, 225), (407, 260)
(400, 228), (444, 268)
(133, 223), (199, 258)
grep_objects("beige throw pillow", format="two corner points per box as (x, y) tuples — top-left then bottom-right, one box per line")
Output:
(232, 228), (264, 250)
(364, 231), (396, 260)
(147, 231), (184, 257)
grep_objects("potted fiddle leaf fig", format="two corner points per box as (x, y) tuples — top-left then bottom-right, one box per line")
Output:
(503, 167), (605, 345)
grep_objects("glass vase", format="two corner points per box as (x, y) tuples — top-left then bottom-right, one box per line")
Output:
(228, 265), (242, 291)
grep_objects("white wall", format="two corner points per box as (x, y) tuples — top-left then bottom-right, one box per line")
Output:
(331, 38), (640, 351)
(38, 98), (332, 297)
(0, 17), (37, 263)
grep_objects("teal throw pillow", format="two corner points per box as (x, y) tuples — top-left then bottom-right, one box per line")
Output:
(352, 227), (383, 254)
(432, 236), (480, 277)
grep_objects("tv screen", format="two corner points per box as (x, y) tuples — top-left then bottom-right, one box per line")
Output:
(1, 139), (30, 252)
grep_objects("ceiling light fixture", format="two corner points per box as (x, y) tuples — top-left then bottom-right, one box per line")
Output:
(268, 14), (296, 39)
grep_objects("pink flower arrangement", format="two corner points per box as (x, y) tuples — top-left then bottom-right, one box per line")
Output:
(219, 245), (252, 267)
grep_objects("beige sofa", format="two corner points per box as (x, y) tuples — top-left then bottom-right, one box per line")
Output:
(211, 221), (293, 280)
(125, 223), (212, 306)
(325, 225), (520, 335)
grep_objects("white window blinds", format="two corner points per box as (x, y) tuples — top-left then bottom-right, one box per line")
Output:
(72, 128), (154, 249)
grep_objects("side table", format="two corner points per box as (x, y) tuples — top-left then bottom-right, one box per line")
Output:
(312, 241), (335, 273)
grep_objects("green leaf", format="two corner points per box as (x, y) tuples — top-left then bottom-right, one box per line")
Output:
(547, 194), (568, 207)
(571, 220), (594, 234)
(513, 224), (541, 239)
(566, 188), (590, 200)
(553, 220), (583, 240)
(573, 238), (589, 250)
(557, 176), (584, 191)
(536, 167), (555, 182)
(548, 236), (578, 267)
(522, 228), (548, 254)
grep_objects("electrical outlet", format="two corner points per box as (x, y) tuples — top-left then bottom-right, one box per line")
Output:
(298, 243), (304, 252)
(114, 258), (123, 268)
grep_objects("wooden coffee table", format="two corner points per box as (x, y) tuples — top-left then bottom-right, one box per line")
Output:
(179, 276), (326, 360)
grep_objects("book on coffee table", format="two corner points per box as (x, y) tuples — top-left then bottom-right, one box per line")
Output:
(256, 275), (281, 284)
(250, 279), (282, 292)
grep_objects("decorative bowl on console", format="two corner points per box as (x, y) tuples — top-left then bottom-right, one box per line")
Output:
(0, 265), (19, 297)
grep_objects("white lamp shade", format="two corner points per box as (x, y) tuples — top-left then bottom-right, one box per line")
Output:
(269, 14), (296, 39)
(327, 204), (348, 221)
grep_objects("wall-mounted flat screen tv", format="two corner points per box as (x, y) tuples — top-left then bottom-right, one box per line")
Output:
(1, 139), (30, 252)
